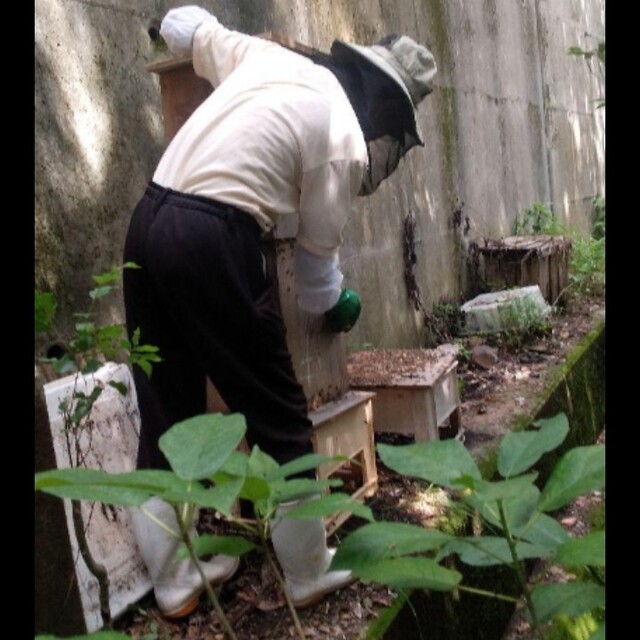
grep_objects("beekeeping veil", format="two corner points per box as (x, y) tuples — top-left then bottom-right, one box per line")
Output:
(313, 34), (437, 195)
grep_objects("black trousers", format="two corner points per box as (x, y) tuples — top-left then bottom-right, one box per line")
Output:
(123, 182), (314, 472)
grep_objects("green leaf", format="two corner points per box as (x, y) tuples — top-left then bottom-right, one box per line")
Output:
(53, 356), (78, 375)
(271, 453), (337, 480)
(554, 531), (605, 568)
(108, 380), (128, 396)
(283, 492), (374, 521)
(82, 359), (104, 375)
(467, 474), (538, 503)
(216, 450), (250, 477)
(530, 582), (605, 624)
(515, 512), (570, 551)
(378, 439), (481, 488)
(35, 290), (56, 334)
(238, 476), (271, 503)
(589, 625), (605, 640)
(179, 534), (256, 559)
(92, 268), (122, 286)
(162, 477), (243, 516)
(468, 483), (540, 533)
(538, 445), (605, 512)
(159, 413), (247, 481)
(438, 536), (551, 566)
(354, 556), (461, 591)
(247, 446), (280, 479)
(331, 522), (453, 572)
(498, 414), (570, 477)
(89, 285), (114, 300)
(271, 478), (341, 504)
(35, 468), (191, 507)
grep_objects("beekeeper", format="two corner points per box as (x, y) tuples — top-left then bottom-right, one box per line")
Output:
(123, 4), (437, 618)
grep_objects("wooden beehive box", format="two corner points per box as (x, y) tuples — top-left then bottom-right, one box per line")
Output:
(476, 236), (572, 306)
(347, 345), (462, 442)
(147, 35), (347, 409)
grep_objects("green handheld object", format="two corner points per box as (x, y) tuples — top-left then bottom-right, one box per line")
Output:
(325, 288), (362, 333)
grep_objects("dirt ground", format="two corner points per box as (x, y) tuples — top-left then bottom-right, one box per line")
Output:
(114, 296), (605, 640)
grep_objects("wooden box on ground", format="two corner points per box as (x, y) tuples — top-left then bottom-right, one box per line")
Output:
(348, 345), (462, 443)
(309, 391), (378, 534)
(476, 235), (572, 305)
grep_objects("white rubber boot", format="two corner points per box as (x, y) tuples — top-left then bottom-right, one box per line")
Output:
(270, 498), (354, 608)
(130, 497), (239, 618)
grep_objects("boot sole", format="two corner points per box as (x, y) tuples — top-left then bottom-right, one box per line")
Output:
(160, 557), (240, 619)
(291, 575), (357, 609)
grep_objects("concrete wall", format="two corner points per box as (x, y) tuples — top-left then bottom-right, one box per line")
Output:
(35, 0), (604, 350)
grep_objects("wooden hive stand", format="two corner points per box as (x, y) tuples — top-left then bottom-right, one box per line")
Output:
(347, 345), (462, 443)
(309, 391), (378, 534)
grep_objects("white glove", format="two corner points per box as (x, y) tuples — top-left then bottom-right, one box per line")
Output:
(294, 245), (343, 314)
(160, 5), (216, 57)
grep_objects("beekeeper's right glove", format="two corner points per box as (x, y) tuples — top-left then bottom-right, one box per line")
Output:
(324, 288), (361, 333)
(160, 5), (216, 57)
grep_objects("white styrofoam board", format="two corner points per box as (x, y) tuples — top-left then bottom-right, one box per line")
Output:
(459, 285), (552, 335)
(43, 362), (151, 632)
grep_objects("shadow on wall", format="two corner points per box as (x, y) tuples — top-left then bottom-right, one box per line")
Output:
(35, 2), (174, 341)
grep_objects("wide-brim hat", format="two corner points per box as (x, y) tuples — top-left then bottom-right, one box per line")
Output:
(331, 35), (437, 109)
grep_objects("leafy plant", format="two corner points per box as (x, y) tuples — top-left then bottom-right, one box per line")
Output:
(332, 413), (605, 640)
(513, 202), (565, 237)
(36, 413), (374, 640)
(35, 263), (162, 628)
(500, 295), (552, 350)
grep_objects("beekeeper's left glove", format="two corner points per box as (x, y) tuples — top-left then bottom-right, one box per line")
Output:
(160, 5), (216, 57)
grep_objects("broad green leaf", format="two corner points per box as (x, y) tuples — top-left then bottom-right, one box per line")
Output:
(161, 477), (243, 516)
(38, 483), (154, 507)
(122, 261), (141, 271)
(354, 557), (461, 591)
(530, 582), (605, 624)
(466, 473), (538, 503)
(216, 450), (250, 477)
(437, 536), (551, 567)
(179, 534), (256, 559)
(35, 290), (56, 334)
(271, 478), (341, 504)
(498, 414), (570, 477)
(247, 446), (280, 479)
(468, 483), (540, 533)
(282, 492), (374, 521)
(36, 468), (187, 494)
(589, 625), (605, 640)
(89, 285), (114, 300)
(331, 522), (453, 572)
(238, 476), (271, 502)
(378, 439), (481, 488)
(554, 531), (605, 568)
(53, 356), (78, 375)
(270, 453), (337, 480)
(538, 445), (605, 511)
(159, 413), (246, 481)
(516, 512), (570, 551)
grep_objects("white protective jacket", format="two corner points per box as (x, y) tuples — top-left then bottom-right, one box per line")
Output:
(155, 13), (368, 313)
